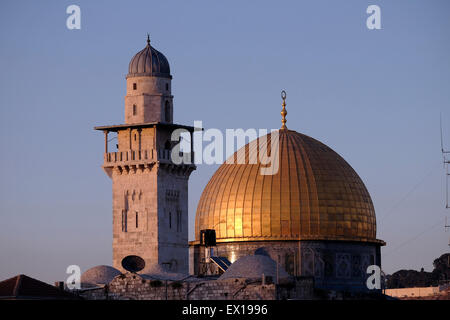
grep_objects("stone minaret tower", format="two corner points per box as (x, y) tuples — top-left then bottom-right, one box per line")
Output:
(95, 37), (196, 274)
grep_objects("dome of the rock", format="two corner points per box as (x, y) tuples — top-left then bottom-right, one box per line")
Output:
(190, 99), (385, 292)
(195, 129), (381, 244)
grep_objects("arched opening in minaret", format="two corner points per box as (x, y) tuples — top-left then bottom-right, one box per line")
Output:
(164, 140), (171, 150)
(165, 101), (171, 122)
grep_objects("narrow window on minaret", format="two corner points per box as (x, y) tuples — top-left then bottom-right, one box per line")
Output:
(166, 83), (169, 91)
(177, 211), (181, 232)
(133, 83), (137, 90)
(122, 210), (127, 232)
(169, 212), (172, 229)
(165, 101), (170, 122)
(133, 104), (137, 116)
(136, 212), (138, 228)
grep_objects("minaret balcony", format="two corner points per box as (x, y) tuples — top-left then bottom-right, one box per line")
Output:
(103, 148), (194, 167)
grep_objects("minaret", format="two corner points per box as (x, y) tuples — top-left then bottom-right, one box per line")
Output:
(95, 37), (196, 274)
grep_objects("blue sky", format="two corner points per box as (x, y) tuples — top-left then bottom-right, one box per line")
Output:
(0, 0), (449, 283)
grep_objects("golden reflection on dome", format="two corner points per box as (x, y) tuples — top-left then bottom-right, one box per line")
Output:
(195, 129), (381, 244)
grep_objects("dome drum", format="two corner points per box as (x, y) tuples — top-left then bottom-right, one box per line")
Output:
(190, 240), (382, 292)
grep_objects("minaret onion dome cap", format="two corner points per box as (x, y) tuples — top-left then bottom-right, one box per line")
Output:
(127, 35), (171, 79)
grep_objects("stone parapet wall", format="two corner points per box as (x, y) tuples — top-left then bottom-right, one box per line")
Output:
(78, 273), (314, 300)
(385, 287), (440, 298)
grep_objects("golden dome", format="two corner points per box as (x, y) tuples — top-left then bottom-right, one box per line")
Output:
(195, 129), (382, 244)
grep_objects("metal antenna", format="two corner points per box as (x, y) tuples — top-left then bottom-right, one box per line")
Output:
(440, 112), (450, 209)
(445, 217), (450, 247)
(445, 159), (450, 210)
(441, 113), (450, 247)
(440, 113), (450, 154)
(441, 113), (444, 153)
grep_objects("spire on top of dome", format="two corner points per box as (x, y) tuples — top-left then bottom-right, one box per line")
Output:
(280, 90), (287, 130)
(146, 33), (150, 46)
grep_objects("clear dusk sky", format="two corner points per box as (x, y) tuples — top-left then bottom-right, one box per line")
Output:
(0, 0), (449, 284)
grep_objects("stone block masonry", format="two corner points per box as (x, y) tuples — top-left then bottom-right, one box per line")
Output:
(78, 273), (315, 300)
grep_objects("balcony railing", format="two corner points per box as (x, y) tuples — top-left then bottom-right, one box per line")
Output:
(104, 149), (193, 165)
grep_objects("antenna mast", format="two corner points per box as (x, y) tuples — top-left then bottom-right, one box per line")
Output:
(440, 113), (450, 209)
(441, 113), (450, 247)
(445, 217), (450, 248)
